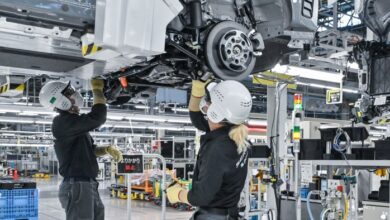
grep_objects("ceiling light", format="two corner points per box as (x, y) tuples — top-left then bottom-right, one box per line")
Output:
(0, 110), (21, 113)
(272, 64), (343, 83)
(347, 62), (360, 69)
(1, 133), (15, 137)
(342, 89), (359, 94)
(173, 108), (189, 113)
(247, 119), (267, 126)
(297, 82), (358, 94)
(107, 115), (125, 120)
(134, 105), (150, 109)
(0, 143), (52, 147)
(22, 111), (58, 116)
(35, 120), (52, 125)
(372, 125), (388, 130)
(167, 118), (191, 123)
(126, 116), (166, 122)
(12, 102), (34, 106)
(309, 83), (332, 89)
(0, 119), (34, 123)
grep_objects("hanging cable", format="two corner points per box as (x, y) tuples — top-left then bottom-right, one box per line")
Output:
(332, 128), (351, 153)
(306, 190), (321, 220)
(320, 208), (331, 220)
(333, 128), (353, 169)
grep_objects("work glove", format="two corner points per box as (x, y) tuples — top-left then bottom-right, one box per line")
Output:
(90, 79), (106, 105)
(166, 183), (184, 204)
(95, 146), (123, 162)
(106, 146), (123, 162)
(191, 80), (208, 98)
(91, 78), (105, 91)
(190, 70), (213, 98)
(375, 168), (387, 177)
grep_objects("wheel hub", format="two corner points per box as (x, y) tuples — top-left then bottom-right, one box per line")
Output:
(219, 30), (253, 72)
(205, 21), (256, 81)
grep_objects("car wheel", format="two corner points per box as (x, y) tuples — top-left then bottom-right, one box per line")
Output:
(205, 21), (256, 81)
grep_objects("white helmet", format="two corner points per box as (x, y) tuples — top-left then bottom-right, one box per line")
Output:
(39, 81), (83, 111)
(201, 80), (252, 124)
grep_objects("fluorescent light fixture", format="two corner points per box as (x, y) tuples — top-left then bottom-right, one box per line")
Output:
(22, 111), (57, 116)
(272, 64), (343, 83)
(342, 89), (359, 94)
(1, 133), (15, 137)
(126, 116), (166, 122)
(309, 83), (332, 89)
(0, 109), (21, 113)
(134, 105), (150, 110)
(247, 119), (267, 126)
(107, 115), (125, 120)
(12, 102), (34, 106)
(372, 125), (388, 130)
(297, 82), (358, 94)
(0, 143), (53, 147)
(104, 123), (196, 132)
(35, 120), (52, 125)
(148, 126), (182, 131)
(369, 131), (385, 137)
(0, 119), (34, 123)
(167, 118), (191, 123)
(174, 108), (189, 113)
(183, 127), (198, 131)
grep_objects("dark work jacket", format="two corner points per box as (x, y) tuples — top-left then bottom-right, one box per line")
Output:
(52, 104), (107, 178)
(188, 111), (248, 208)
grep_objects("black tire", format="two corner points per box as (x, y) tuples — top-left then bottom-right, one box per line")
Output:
(205, 21), (256, 81)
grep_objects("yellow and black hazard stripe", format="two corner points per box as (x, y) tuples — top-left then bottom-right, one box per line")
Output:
(82, 43), (102, 57)
(0, 83), (9, 94)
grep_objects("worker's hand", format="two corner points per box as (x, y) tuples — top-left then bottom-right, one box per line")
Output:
(166, 183), (183, 204)
(91, 78), (105, 91)
(375, 168), (387, 177)
(90, 78), (106, 105)
(106, 146), (123, 162)
(191, 80), (209, 98)
(190, 70), (213, 98)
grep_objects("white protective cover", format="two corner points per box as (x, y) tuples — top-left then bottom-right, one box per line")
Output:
(95, 0), (183, 57)
(207, 80), (253, 125)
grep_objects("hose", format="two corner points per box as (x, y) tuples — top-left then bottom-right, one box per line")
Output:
(332, 128), (351, 153)
(306, 190), (321, 220)
(321, 208), (331, 220)
(343, 193), (349, 220)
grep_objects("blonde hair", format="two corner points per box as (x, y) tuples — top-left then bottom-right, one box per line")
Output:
(229, 124), (249, 154)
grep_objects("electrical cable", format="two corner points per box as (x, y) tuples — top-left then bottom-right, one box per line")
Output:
(267, 209), (274, 220)
(343, 193), (349, 220)
(333, 128), (353, 170)
(320, 208), (331, 220)
(332, 128), (351, 153)
(306, 190), (320, 220)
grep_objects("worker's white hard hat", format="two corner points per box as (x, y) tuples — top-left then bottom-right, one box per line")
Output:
(39, 81), (83, 111)
(201, 80), (252, 124)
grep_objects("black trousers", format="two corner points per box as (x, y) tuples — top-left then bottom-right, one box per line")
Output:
(190, 208), (238, 220)
(59, 178), (105, 220)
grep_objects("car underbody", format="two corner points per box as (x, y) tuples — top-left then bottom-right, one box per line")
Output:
(0, 0), (318, 104)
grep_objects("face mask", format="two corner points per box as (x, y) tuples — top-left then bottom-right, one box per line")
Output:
(61, 82), (83, 111)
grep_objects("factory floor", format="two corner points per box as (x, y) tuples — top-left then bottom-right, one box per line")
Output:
(36, 177), (194, 220)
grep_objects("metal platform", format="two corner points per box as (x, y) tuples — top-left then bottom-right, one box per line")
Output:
(300, 160), (390, 167)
